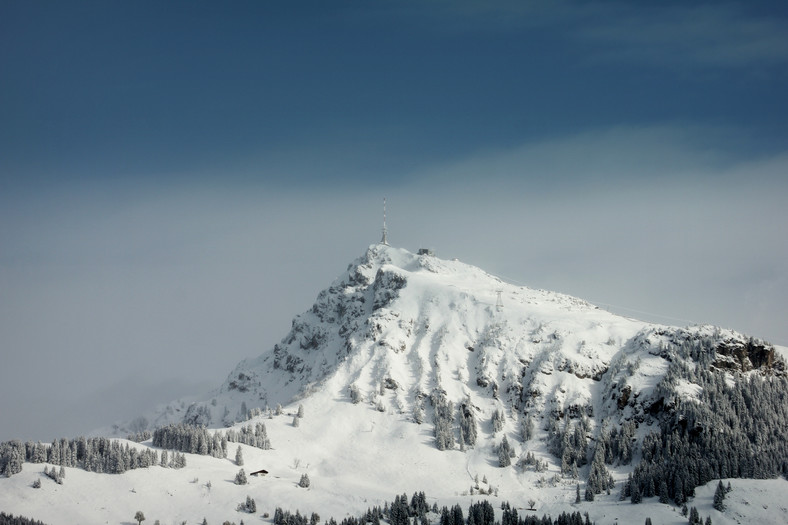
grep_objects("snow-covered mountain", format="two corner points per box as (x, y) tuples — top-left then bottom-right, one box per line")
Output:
(139, 243), (783, 435)
(3, 243), (787, 525)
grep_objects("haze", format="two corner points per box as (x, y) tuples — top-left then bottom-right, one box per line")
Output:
(1, 1), (787, 442)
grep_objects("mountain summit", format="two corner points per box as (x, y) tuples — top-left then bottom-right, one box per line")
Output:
(144, 243), (783, 437)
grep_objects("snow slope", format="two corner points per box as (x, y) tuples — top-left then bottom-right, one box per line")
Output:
(3, 243), (786, 524)
(2, 411), (787, 524)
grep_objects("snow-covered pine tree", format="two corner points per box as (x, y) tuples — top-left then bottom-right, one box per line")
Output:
(713, 480), (726, 511)
(432, 393), (455, 451)
(458, 400), (478, 447)
(349, 385), (362, 404)
(413, 403), (424, 424)
(585, 485), (594, 502)
(498, 437), (512, 467)
(491, 409), (505, 434)
(299, 473), (310, 488)
(689, 507), (700, 525)
(521, 415), (534, 442)
(245, 495), (257, 513)
(234, 468), (247, 485)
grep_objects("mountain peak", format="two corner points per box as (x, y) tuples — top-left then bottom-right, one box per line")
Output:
(136, 243), (783, 437)
(142, 243), (639, 428)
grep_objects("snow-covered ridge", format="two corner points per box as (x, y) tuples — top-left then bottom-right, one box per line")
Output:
(134, 243), (782, 435)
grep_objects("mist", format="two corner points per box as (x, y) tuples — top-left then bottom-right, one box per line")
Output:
(1, 124), (786, 442)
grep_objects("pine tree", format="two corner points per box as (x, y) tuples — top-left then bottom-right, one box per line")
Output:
(584, 485), (595, 502)
(631, 485), (642, 504)
(2, 445), (23, 477)
(521, 416), (534, 441)
(491, 409), (505, 434)
(350, 385), (362, 404)
(689, 506), (700, 525)
(299, 473), (310, 488)
(498, 436), (512, 467)
(413, 404), (424, 424)
(235, 468), (247, 485)
(245, 496), (257, 513)
(235, 446), (244, 466)
(713, 480), (726, 511)
(658, 479), (669, 504)
(458, 401), (478, 447)
(135, 510), (146, 525)
(297, 404), (305, 418)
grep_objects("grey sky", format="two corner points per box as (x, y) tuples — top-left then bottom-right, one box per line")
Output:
(1, 1), (786, 441)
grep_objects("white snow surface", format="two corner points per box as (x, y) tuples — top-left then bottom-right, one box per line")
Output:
(3, 244), (786, 524)
(2, 424), (787, 525)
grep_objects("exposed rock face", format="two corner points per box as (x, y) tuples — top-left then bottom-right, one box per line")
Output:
(714, 338), (785, 375)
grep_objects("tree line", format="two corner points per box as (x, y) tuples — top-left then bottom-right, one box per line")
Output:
(0, 437), (168, 477)
(273, 492), (593, 525)
(616, 338), (788, 505)
(151, 422), (271, 457)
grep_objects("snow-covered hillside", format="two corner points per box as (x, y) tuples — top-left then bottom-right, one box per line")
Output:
(2, 243), (786, 524)
(131, 244), (782, 437)
(2, 403), (787, 525)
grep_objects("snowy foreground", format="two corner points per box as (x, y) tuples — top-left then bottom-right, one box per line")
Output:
(1, 402), (786, 525)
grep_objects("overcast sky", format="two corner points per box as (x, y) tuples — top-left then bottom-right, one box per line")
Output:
(1, 1), (787, 442)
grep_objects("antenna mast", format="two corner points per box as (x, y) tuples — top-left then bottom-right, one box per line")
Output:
(381, 197), (389, 245)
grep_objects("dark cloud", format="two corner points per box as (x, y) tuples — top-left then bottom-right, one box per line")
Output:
(409, 1), (788, 68)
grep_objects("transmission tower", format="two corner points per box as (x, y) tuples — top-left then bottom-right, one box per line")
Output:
(380, 197), (389, 245)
